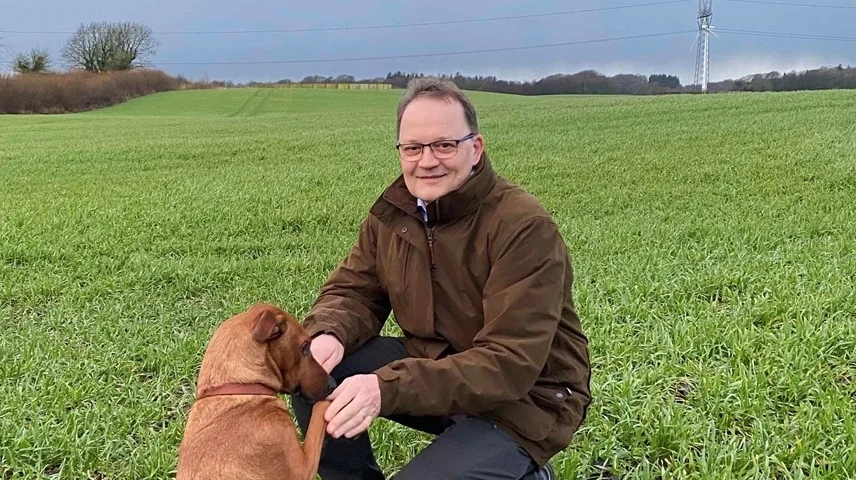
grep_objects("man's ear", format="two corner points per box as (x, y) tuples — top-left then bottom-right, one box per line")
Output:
(471, 134), (485, 166)
(252, 309), (285, 343)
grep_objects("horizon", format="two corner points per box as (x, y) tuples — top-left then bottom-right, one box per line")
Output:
(2, 0), (853, 85)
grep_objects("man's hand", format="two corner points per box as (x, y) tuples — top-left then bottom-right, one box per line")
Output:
(310, 334), (344, 373)
(324, 374), (381, 439)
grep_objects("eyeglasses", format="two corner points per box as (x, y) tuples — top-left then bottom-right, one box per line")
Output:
(395, 133), (477, 161)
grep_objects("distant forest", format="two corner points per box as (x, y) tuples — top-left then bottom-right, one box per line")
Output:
(241, 64), (856, 95)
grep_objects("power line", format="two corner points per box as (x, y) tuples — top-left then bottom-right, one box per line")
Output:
(151, 30), (696, 65)
(0, 0), (691, 35)
(725, 0), (856, 9)
(718, 28), (856, 41)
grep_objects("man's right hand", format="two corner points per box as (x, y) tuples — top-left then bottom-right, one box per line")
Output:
(310, 334), (345, 373)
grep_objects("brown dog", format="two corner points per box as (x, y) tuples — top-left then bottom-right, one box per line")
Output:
(177, 303), (336, 480)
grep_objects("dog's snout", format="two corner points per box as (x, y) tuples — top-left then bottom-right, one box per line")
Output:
(325, 376), (337, 396)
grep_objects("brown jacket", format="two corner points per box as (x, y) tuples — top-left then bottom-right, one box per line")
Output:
(303, 154), (591, 466)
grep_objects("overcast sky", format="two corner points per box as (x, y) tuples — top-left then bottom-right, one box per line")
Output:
(1, 0), (852, 85)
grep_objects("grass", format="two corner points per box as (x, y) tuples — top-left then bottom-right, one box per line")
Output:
(1, 87), (855, 479)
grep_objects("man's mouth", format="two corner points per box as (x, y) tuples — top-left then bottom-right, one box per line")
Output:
(419, 174), (446, 180)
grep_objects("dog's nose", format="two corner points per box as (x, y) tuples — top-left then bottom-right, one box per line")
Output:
(325, 376), (337, 396)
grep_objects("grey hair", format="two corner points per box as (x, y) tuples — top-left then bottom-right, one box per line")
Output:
(395, 77), (479, 138)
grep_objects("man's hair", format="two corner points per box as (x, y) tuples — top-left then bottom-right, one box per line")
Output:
(396, 77), (479, 138)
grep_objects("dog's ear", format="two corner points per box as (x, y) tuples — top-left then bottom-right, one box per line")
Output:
(251, 309), (285, 343)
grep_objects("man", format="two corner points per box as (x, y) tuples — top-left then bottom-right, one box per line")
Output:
(293, 77), (591, 479)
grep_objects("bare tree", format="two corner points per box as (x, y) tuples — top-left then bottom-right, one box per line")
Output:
(62, 21), (159, 72)
(13, 48), (52, 74)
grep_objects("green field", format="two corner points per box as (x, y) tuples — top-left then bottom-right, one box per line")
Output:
(1, 87), (855, 479)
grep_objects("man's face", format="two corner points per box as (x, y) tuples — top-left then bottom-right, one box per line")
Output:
(397, 96), (484, 203)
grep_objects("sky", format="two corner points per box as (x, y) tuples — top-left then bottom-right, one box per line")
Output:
(1, 0), (853, 85)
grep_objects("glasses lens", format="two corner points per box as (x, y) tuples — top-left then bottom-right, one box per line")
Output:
(431, 141), (457, 157)
(399, 144), (423, 158)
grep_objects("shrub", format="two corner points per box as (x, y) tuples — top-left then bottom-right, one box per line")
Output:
(0, 69), (202, 114)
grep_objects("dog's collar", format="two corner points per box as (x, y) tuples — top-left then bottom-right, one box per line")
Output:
(197, 383), (279, 400)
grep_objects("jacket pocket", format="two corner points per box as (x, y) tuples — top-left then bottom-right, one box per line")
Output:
(484, 399), (555, 442)
(529, 384), (574, 414)
(530, 384), (588, 441)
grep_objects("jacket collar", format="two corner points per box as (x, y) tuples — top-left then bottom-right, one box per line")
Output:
(377, 152), (497, 226)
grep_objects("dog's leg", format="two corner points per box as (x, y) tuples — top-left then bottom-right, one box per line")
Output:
(300, 400), (331, 480)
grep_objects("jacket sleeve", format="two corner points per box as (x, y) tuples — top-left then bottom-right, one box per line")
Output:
(302, 216), (390, 355)
(374, 215), (569, 417)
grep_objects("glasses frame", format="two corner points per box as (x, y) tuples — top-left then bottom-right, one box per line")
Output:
(395, 132), (477, 161)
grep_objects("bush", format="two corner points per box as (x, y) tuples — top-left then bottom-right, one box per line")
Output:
(0, 69), (203, 114)
(13, 49), (52, 74)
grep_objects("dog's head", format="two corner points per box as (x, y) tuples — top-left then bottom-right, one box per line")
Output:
(197, 303), (336, 402)
(248, 303), (336, 401)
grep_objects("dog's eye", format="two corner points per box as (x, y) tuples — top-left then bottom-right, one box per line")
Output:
(300, 342), (310, 357)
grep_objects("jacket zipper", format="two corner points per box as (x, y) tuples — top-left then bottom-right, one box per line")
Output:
(426, 226), (437, 270)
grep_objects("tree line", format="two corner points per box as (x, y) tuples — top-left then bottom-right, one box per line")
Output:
(723, 65), (856, 92)
(382, 71), (684, 95)
(4, 21), (158, 74)
(256, 67), (856, 95)
(380, 69), (856, 95)
(0, 23), (207, 115)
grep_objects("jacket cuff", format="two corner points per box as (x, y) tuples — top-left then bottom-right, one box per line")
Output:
(303, 321), (349, 352)
(374, 366), (401, 416)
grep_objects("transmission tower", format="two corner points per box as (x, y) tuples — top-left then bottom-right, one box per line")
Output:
(693, 0), (714, 92)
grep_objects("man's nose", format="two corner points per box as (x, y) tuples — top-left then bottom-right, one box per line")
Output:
(417, 147), (441, 168)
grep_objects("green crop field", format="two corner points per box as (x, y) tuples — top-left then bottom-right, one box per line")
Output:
(1, 87), (855, 479)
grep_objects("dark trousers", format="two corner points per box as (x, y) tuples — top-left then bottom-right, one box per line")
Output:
(292, 336), (542, 480)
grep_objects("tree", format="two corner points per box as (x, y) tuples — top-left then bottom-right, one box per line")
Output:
(13, 48), (51, 74)
(611, 74), (649, 94)
(301, 75), (331, 83)
(648, 74), (681, 89)
(62, 21), (159, 72)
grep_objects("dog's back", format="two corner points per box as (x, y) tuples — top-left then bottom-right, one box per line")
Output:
(177, 396), (305, 480)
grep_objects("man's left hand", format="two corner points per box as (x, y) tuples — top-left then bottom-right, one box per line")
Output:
(324, 374), (381, 439)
